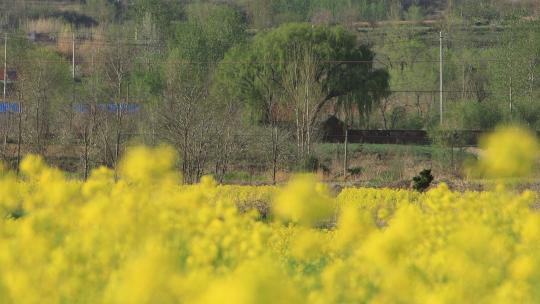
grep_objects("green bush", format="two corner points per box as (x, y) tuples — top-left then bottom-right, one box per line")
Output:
(459, 101), (502, 130)
(390, 106), (425, 129)
(516, 100), (540, 129)
(347, 166), (362, 176)
(428, 128), (468, 148)
(412, 169), (434, 192)
(296, 155), (320, 172)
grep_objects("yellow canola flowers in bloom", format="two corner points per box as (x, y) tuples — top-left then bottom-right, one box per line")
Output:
(273, 174), (334, 226)
(0, 127), (540, 303)
(471, 126), (540, 178)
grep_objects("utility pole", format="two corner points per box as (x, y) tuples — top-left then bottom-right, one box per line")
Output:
(439, 31), (443, 125)
(3, 33), (6, 105)
(69, 31), (76, 132)
(3, 33), (7, 147)
(16, 101), (22, 175)
(72, 32), (75, 80)
(272, 125), (278, 185)
(509, 75), (513, 116)
(343, 128), (348, 180)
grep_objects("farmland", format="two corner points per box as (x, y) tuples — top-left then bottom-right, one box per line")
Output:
(1, 127), (540, 303)
(0, 1), (539, 302)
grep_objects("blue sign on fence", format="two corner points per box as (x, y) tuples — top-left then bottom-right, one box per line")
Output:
(0, 102), (21, 113)
(73, 103), (141, 114)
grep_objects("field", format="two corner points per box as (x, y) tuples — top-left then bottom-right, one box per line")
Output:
(0, 127), (539, 303)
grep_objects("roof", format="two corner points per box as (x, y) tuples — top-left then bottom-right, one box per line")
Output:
(0, 69), (17, 83)
(322, 115), (348, 128)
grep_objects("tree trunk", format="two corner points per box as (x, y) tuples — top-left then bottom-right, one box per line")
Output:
(36, 99), (40, 153)
(16, 103), (22, 174)
(272, 125), (278, 185)
(83, 124), (89, 180)
(115, 103), (121, 169)
(343, 128), (348, 179)
(380, 97), (389, 130)
(509, 75), (513, 115)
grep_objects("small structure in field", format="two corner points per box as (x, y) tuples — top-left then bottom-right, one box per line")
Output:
(320, 115), (347, 143)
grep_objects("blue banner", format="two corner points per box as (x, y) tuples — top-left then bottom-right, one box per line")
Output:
(0, 102), (21, 113)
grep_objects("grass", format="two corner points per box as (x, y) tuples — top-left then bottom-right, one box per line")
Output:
(222, 170), (269, 184)
(316, 143), (447, 159)
(314, 143), (478, 187)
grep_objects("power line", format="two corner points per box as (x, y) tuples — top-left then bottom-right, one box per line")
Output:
(0, 30), (527, 45)
(0, 90), (525, 102)
(0, 58), (520, 64)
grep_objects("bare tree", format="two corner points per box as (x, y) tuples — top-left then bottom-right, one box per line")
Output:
(18, 48), (70, 156)
(97, 27), (135, 170)
(160, 58), (213, 183)
(282, 46), (326, 157)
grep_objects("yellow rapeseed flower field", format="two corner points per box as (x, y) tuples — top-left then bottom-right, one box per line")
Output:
(0, 126), (539, 303)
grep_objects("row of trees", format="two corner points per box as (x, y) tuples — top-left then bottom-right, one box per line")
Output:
(0, 2), (390, 182)
(368, 16), (540, 131)
(204, 0), (540, 28)
(3, 0), (539, 34)
(0, 1), (538, 182)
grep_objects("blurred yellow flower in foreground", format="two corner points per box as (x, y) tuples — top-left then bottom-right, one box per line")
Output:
(0, 139), (537, 303)
(273, 174), (334, 226)
(471, 126), (539, 178)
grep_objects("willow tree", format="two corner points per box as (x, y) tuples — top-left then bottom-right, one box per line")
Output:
(215, 23), (389, 155)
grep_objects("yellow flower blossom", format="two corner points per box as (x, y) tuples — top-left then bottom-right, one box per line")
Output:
(273, 174), (334, 226)
(471, 126), (539, 178)
(0, 131), (537, 303)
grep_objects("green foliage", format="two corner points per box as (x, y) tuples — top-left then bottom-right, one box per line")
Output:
(347, 166), (362, 176)
(428, 128), (468, 148)
(241, 0), (451, 25)
(169, 3), (246, 64)
(129, 52), (165, 99)
(390, 108), (424, 130)
(515, 100), (540, 129)
(223, 170), (249, 182)
(451, 0), (538, 24)
(20, 48), (72, 102)
(459, 101), (503, 130)
(297, 155), (320, 172)
(215, 23), (389, 124)
(130, 0), (184, 33)
(163, 3), (248, 102)
(85, 0), (124, 22)
(412, 169), (433, 192)
(405, 5), (424, 21)
(486, 19), (540, 112)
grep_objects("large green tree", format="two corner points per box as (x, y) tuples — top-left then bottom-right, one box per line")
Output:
(216, 23), (389, 153)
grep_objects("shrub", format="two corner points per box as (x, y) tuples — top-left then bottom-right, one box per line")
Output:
(347, 166), (362, 176)
(428, 128), (468, 148)
(390, 106), (425, 130)
(516, 100), (540, 129)
(412, 169), (434, 192)
(297, 155), (320, 172)
(460, 101), (503, 130)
